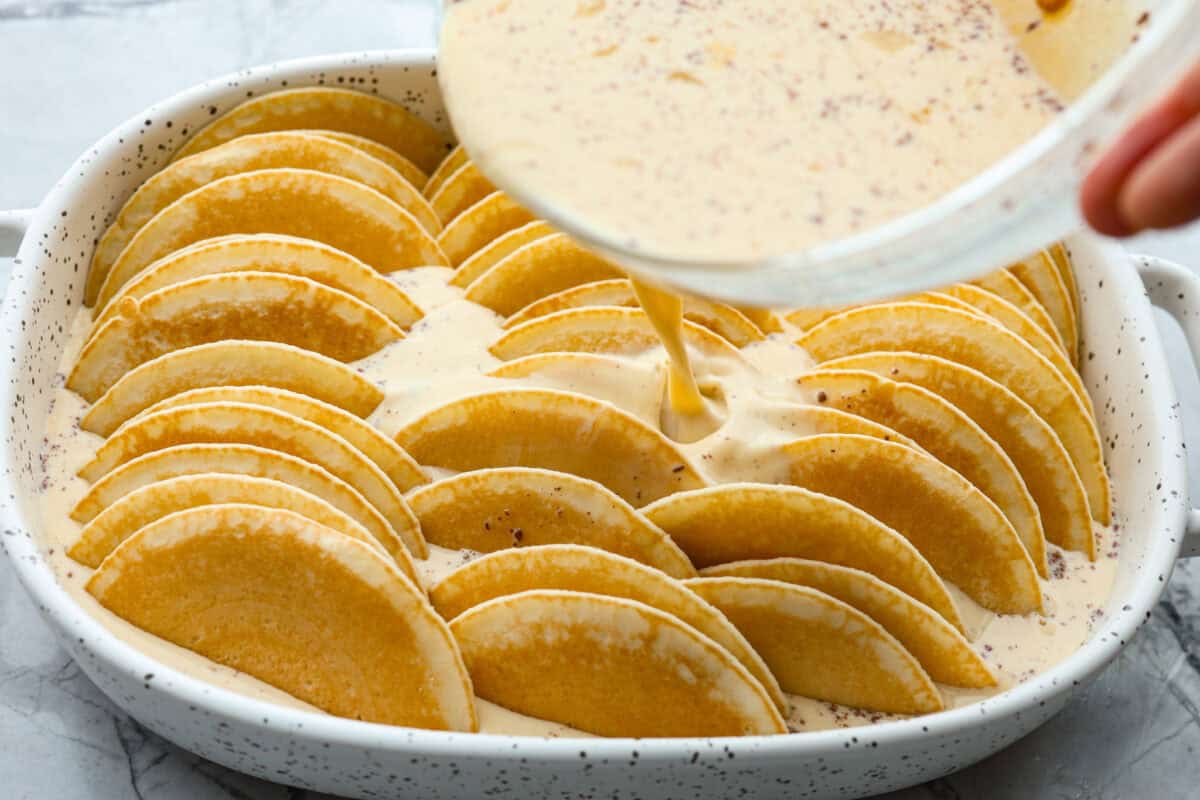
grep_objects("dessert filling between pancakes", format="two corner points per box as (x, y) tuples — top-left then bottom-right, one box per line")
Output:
(37, 263), (1118, 736)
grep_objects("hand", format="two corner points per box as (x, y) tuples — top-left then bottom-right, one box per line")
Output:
(1081, 62), (1200, 236)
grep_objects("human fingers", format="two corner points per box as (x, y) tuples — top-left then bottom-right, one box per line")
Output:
(1080, 62), (1200, 236)
(1118, 114), (1200, 231)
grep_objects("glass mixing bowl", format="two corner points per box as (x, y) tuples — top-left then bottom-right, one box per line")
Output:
(435, 0), (1200, 307)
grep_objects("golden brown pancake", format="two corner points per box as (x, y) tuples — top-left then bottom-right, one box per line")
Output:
(820, 351), (1095, 556)
(69, 272), (403, 402)
(429, 543), (783, 711)
(491, 306), (741, 362)
(88, 504), (474, 729)
(408, 467), (694, 578)
(437, 192), (538, 266)
(782, 434), (1042, 615)
(80, 340), (383, 437)
(642, 483), (963, 631)
(504, 278), (764, 347)
(93, 234), (424, 331)
(701, 559), (995, 688)
(69, 473), (413, 580)
(686, 577), (942, 715)
(464, 234), (622, 316)
(90, 132), (439, 298)
(93, 168), (446, 308)
(78, 402), (426, 557)
(395, 389), (705, 506)
(450, 589), (786, 736)
(797, 302), (1109, 524)
(69, 443), (411, 561)
(172, 86), (450, 172)
(797, 368), (1047, 575)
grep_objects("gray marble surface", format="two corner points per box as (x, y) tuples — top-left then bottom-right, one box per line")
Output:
(1, 2), (1199, 797)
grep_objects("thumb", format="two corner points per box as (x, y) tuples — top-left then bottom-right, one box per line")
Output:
(1080, 62), (1200, 236)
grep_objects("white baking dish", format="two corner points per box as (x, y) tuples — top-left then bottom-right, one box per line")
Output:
(1, 50), (1198, 800)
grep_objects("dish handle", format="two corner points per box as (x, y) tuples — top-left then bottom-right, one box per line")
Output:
(0, 207), (33, 258)
(1136, 254), (1200, 558)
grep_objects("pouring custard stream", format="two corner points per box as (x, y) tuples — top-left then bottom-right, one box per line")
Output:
(630, 279), (724, 441)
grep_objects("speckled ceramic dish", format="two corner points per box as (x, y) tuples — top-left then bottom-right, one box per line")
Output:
(1, 51), (1198, 800)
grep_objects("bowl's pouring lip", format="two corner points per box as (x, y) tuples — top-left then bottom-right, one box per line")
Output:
(0, 49), (1185, 760)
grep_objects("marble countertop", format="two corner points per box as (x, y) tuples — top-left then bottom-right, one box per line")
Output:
(1, 2), (1199, 797)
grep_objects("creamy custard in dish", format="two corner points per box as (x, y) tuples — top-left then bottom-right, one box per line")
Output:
(36, 81), (1116, 738)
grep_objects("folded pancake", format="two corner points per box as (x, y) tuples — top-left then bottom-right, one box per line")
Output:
(924, 283), (1068, 361)
(80, 340), (383, 437)
(300, 129), (429, 188)
(429, 544), (783, 711)
(94, 168), (446, 309)
(136, 385), (427, 493)
(408, 468), (694, 578)
(428, 161), (496, 224)
(797, 302), (1110, 524)
(449, 589), (787, 737)
(488, 351), (635, 381)
(797, 369), (1047, 576)
(787, 266), (1066, 346)
(90, 132), (438, 300)
(436, 192), (538, 266)
(463, 234), (622, 316)
(1008, 251), (1079, 364)
(491, 306), (741, 362)
(641, 483), (962, 631)
(784, 305), (850, 332)
(701, 559), (995, 688)
(751, 404), (923, 452)
(88, 504), (474, 730)
(78, 402), (425, 557)
(68, 474), (416, 584)
(823, 351), (1094, 556)
(68, 272), (403, 402)
(733, 306), (784, 335)
(685, 577), (942, 715)
(69, 443), (409, 560)
(910, 284), (1092, 418)
(504, 278), (765, 348)
(489, 352), (664, 423)
(449, 220), (556, 288)
(93, 234), (424, 331)
(424, 144), (470, 198)
(171, 86), (451, 172)
(394, 388), (705, 506)
(893, 290), (983, 320)
(971, 268), (1064, 348)
(782, 434), (1042, 615)
(1047, 243), (1080, 323)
